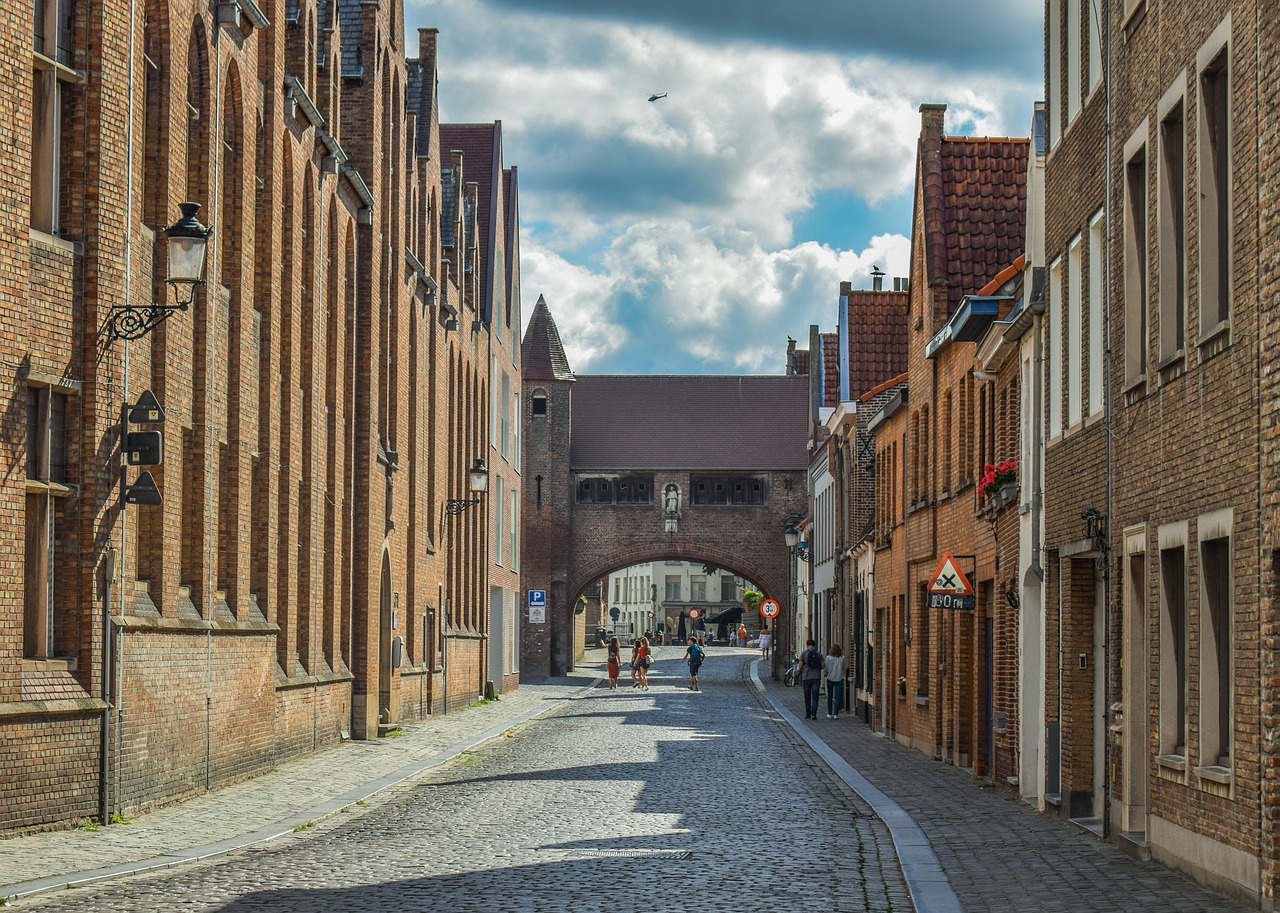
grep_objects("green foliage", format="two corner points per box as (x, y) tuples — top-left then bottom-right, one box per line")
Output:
(740, 588), (764, 614)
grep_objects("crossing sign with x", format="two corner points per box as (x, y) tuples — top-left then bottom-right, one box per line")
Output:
(927, 554), (974, 610)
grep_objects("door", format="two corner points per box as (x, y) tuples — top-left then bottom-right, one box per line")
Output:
(378, 552), (393, 728)
(985, 614), (994, 779)
(1121, 551), (1148, 834)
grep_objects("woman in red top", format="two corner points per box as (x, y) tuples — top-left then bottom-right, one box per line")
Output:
(636, 636), (652, 691)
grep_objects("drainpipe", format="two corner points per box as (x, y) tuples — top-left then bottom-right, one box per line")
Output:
(100, 548), (117, 824)
(1101, 0), (1115, 840)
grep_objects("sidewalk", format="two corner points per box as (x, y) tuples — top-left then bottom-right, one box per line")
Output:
(754, 666), (1252, 913)
(0, 674), (600, 901)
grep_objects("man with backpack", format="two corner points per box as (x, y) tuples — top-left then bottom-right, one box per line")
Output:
(683, 637), (705, 691)
(799, 639), (825, 719)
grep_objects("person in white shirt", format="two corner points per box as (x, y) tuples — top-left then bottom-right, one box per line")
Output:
(824, 644), (848, 719)
(758, 626), (772, 661)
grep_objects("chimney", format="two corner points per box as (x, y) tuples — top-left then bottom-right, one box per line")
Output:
(418, 27), (439, 67)
(920, 102), (947, 134)
(871, 265), (884, 292)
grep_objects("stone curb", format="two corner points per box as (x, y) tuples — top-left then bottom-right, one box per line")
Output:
(749, 659), (964, 913)
(3, 676), (604, 903)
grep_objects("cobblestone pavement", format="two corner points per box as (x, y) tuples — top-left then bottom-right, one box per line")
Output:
(11, 648), (910, 913)
(1, 677), (591, 895)
(762, 670), (1253, 913)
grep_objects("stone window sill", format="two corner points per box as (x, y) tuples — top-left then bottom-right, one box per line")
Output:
(1155, 753), (1186, 772)
(1195, 764), (1232, 785)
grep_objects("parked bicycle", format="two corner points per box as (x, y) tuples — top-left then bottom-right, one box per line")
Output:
(783, 655), (800, 687)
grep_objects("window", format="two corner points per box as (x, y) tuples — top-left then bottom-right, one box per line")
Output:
(1200, 519), (1232, 770)
(721, 574), (736, 603)
(531, 394), (547, 416)
(1067, 0), (1081, 121)
(665, 575), (681, 601)
(1048, 256), (1064, 435)
(1088, 211), (1104, 416)
(1087, 0), (1101, 92)
(1198, 27), (1231, 336)
(691, 576), (707, 602)
(513, 392), (520, 473)
(24, 385), (73, 659)
(1159, 542), (1187, 757)
(1048, 0), (1061, 147)
(691, 475), (766, 505)
(1158, 96), (1186, 362)
(1123, 128), (1149, 386)
(578, 477), (612, 503)
(510, 489), (519, 572)
(494, 475), (505, 566)
(939, 390), (952, 492)
(576, 475), (652, 504)
(1068, 236), (1083, 426)
(501, 371), (511, 460)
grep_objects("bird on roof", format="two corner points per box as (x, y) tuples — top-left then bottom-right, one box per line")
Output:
(648, 93), (667, 102)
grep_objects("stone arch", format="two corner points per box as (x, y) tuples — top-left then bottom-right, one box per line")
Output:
(570, 546), (779, 616)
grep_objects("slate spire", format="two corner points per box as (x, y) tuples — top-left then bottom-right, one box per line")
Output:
(521, 295), (575, 382)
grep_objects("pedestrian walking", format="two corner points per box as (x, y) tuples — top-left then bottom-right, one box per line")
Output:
(630, 639), (641, 688)
(758, 625), (772, 661)
(682, 637), (704, 690)
(637, 636), (652, 690)
(799, 639), (824, 720)
(737, 623), (748, 647)
(824, 643), (848, 718)
(607, 637), (622, 689)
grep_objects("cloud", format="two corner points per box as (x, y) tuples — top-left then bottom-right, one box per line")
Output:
(408, 0), (1039, 374)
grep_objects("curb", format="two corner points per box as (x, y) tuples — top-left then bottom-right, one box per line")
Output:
(4, 677), (604, 902)
(749, 659), (964, 913)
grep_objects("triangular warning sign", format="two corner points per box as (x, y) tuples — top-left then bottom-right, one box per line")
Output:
(928, 554), (973, 596)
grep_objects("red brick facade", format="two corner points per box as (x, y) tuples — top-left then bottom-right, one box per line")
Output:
(2, 2), (512, 833)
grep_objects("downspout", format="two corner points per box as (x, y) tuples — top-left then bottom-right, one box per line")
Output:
(104, 0), (141, 826)
(1101, 0), (1115, 840)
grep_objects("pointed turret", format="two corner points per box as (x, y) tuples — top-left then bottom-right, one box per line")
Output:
(521, 295), (575, 382)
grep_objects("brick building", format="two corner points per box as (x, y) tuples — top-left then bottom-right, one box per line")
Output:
(521, 299), (809, 677)
(1043, 0), (1267, 902)
(869, 104), (1028, 780)
(3, 2), (512, 834)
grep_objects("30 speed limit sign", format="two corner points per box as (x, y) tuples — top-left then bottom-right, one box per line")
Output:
(759, 599), (781, 619)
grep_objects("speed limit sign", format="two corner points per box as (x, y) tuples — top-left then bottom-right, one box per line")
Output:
(759, 599), (780, 619)
(687, 607), (702, 620)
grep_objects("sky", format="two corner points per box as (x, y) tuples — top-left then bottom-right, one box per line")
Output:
(407, 0), (1044, 375)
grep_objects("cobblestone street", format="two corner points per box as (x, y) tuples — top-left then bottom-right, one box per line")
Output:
(11, 651), (907, 913)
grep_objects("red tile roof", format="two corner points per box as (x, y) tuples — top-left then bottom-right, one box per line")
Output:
(843, 288), (909, 400)
(936, 136), (1029, 315)
(570, 375), (810, 470)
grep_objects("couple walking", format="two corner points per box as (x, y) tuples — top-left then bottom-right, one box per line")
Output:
(798, 639), (847, 720)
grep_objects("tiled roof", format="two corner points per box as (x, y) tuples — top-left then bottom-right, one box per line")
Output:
(441, 124), (501, 321)
(793, 349), (810, 377)
(937, 137), (1029, 315)
(521, 295), (574, 382)
(821, 332), (840, 407)
(570, 375), (810, 471)
(337, 0), (363, 77)
(845, 289), (908, 400)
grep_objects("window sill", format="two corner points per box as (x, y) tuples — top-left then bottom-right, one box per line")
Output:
(1123, 373), (1147, 407)
(1156, 753), (1186, 772)
(32, 48), (84, 84)
(913, 695), (929, 706)
(1195, 764), (1232, 785)
(1198, 319), (1231, 362)
(1156, 349), (1185, 385)
(22, 656), (77, 673)
(26, 479), (77, 497)
(28, 227), (81, 255)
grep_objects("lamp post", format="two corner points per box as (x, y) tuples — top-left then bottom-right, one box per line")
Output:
(105, 202), (213, 342)
(445, 458), (490, 514)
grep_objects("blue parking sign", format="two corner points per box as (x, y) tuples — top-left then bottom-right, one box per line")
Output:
(528, 589), (547, 608)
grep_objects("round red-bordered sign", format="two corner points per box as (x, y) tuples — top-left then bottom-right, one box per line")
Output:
(687, 607), (702, 620)
(759, 599), (781, 619)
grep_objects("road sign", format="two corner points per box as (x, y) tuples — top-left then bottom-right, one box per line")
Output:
(687, 607), (702, 620)
(759, 599), (781, 619)
(528, 589), (547, 608)
(927, 554), (974, 610)
(529, 606), (545, 624)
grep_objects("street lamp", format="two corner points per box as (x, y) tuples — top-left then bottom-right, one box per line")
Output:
(445, 458), (489, 514)
(105, 202), (214, 341)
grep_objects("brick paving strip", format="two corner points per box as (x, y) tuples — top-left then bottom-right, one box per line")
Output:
(0, 675), (600, 902)
(752, 659), (1252, 913)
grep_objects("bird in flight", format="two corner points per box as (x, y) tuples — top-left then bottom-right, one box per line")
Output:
(648, 93), (667, 102)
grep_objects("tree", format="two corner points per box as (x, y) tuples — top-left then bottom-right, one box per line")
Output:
(740, 588), (764, 615)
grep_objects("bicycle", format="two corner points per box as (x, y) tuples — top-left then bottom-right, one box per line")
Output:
(783, 655), (799, 687)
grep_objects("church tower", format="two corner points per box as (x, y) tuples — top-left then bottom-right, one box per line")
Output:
(520, 296), (576, 675)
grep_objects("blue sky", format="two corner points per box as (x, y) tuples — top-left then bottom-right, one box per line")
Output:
(407, 0), (1043, 375)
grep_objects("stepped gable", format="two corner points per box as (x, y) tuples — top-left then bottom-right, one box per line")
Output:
(844, 288), (908, 400)
(937, 136), (1030, 316)
(521, 295), (575, 382)
(570, 375), (809, 471)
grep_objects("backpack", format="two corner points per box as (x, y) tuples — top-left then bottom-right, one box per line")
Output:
(804, 648), (823, 671)
(689, 643), (704, 663)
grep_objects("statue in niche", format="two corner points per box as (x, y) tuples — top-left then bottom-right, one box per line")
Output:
(663, 483), (681, 516)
